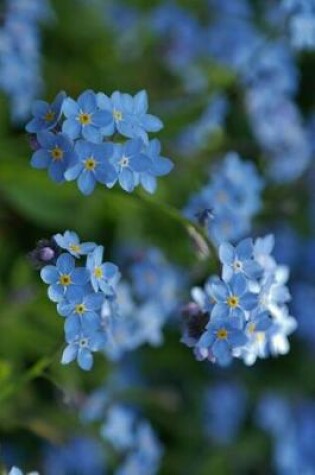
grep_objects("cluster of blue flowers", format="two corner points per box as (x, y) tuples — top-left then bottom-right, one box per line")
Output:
(101, 247), (185, 360)
(80, 379), (163, 475)
(184, 152), (264, 245)
(96, 0), (315, 183)
(257, 393), (315, 474)
(182, 235), (296, 366)
(8, 468), (39, 475)
(26, 89), (173, 194)
(203, 381), (247, 445)
(37, 230), (121, 370)
(0, 0), (52, 123)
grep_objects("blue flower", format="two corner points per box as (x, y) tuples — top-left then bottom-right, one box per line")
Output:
(197, 317), (248, 366)
(86, 246), (121, 296)
(101, 405), (135, 450)
(40, 253), (89, 302)
(26, 91), (66, 133)
(97, 90), (163, 142)
(110, 139), (151, 192)
(64, 140), (117, 195)
(57, 288), (103, 335)
(137, 139), (174, 194)
(219, 238), (262, 282)
(210, 274), (258, 327)
(62, 90), (112, 143)
(54, 231), (96, 258)
(9, 468), (39, 475)
(30, 131), (75, 183)
(61, 326), (106, 371)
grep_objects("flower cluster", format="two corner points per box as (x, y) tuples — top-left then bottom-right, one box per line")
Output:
(26, 89), (173, 194)
(184, 152), (264, 245)
(257, 393), (315, 474)
(0, 0), (52, 122)
(101, 405), (163, 475)
(182, 235), (296, 366)
(8, 468), (39, 475)
(101, 247), (185, 360)
(34, 230), (121, 370)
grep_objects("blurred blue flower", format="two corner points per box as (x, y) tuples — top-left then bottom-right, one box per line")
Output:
(101, 405), (135, 450)
(204, 381), (247, 444)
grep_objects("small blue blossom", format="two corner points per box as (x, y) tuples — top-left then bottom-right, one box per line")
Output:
(30, 131), (75, 183)
(54, 230), (96, 258)
(57, 288), (103, 335)
(26, 91), (66, 133)
(40, 253), (89, 302)
(210, 274), (258, 327)
(137, 139), (174, 194)
(110, 139), (151, 192)
(97, 90), (163, 142)
(62, 90), (112, 143)
(219, 238), (262, 282)
(87, 246), (121, 296)
(197, 317), (248, 366)
(101, 405), (135, 450)
(62, 326), (106, 371)
(64, 140), (117, 195)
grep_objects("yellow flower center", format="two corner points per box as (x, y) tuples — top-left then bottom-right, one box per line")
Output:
(216, 328), (228, 340)
(44, 110), (55, 122)
(78, 112), (92, 125)
(247, 323), (256, 334)
(69, 244), (81, 253)
(75, 303), (86, 315)
(94, 267), (103, 279)
(84, 157), (97, 171)
(59, 274), (71, 286)
(51, 146), (64, 161)
(227, 295), (239, 308)
(256, 332), (265, 343)
(113, 109), (123, 121)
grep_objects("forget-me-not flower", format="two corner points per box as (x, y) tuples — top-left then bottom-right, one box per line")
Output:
(62, 90), (112, 143)
(40, 253), (89, 302)
(219, 238), (262, 282)
(64, 140), (117, 195)
(30, 131), (75, 183)
(54, 230), (96, 258)
(87, 246), (121, 296)
(137, 139), (174, 194)
(26, 91), (66, 133)
(62, 325), (106, 371)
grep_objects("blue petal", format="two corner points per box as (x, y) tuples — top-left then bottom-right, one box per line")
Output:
(140, 174), (157, 194)
(236, 238), (253, 260)
(78, 348), (93, 370)
(71, 267), (90, 285)
(62, 97), (79, 117)
(78, 90), (96, 113)
(210, 303), (229, 321)
(82, 124), (102, 144)
(151, 156), (173, 176)
(197, 330), (215, 348)
(31, 150), (50, 169)
(219, 242), (235, 265)
(93, 110), (112, 127)
(48, 284), (64, 302)
(57, 253), (75, 273)
(210, 280), (229, 302)
(78, 170), (96, 195)
(56, 301), (74, 317)
(229, 329), (248, 347)
(119, 168), (135, 192)
(40, 265), (58, 284)
(85, 293), (104, 309)
(212, 339), (231, 365)
(48, 161), (65, 183)
(130, 153), (151, 173)
(134, 90), (148, 114)
(143, 114), (163, 132)
(64, 162), (82, 181)
(230, 274), (247, 296)
(62, 119), (81, 140)
(243, 260), (262, 279)
(241, 292), (258, 311)
(61, 344), (77, 364)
